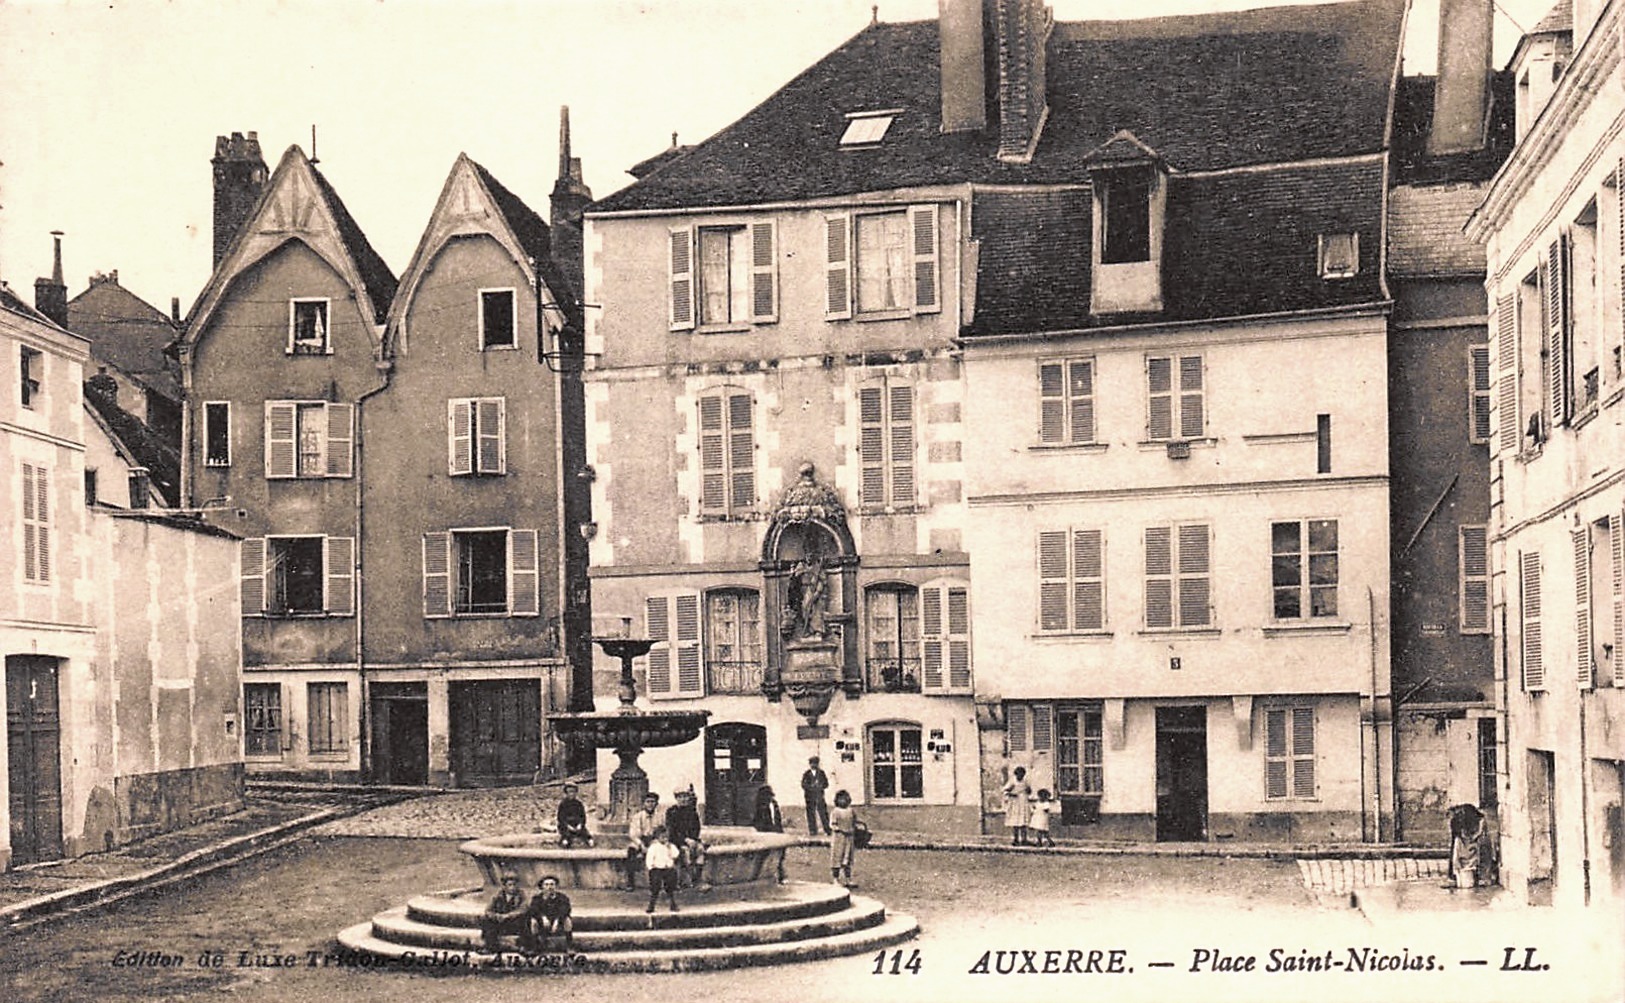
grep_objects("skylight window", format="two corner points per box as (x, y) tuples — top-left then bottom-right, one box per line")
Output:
(841, 111), (898, 147)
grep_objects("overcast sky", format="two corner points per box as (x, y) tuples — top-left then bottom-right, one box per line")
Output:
(0, 0), (1555, 316)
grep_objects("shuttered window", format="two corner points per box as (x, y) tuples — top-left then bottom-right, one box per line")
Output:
(21, 462), (49, 584)
(1037, 528), (1105, 632)
(264, 401), (352, 479)
(697, 388), (754, 516)
(646, 593), (703, 699)
(325, 536), (355, 616)
(1006, 703), (1029, 753)
(1264, 707), (1316, 799)
(1545, 237), (1570, 428)
(1576, 527), (1594, 689)
(1056, 705), (1105, 796)
(1495, 294), (1518, 453)
(825, 205), (940, 320)
(677, 222), (777, 329)
(307, 682), (349, 754)
(1038, 358), (1096, 445)
(448, 397), (506, 476)
(1521, 550), (1544, 691)
(1611, 512), (1624, 687)
(1147, 354), (1204, 440)
(1469, 346), (1492, 445)
(858, 380), (915, 509)
(244, 684), (282, 756)
(669, 227), (695, 331)
(244, 536), (350, 617)
(920, 579), (971, 694)
(1459, 525), (1490, 634)
(1146, 524), (1211, 629)
(421, 528), (536, 618)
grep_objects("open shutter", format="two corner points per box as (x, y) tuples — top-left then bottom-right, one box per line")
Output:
(825, 215), (852, 320)
(1069, 359), (1095, 443)
(859, 386), (885, 506)
(675, 593), (703, 696)
(240, 538), (266, 615)
(1007, 704), (1028, 753)
(423, 532), (452, 618)
(910, 204), (940, 314)
(750, 220), (778, 323)
(1147, 357), (1174, 440)
(1031, 703), (1053, 754)
(698, 394), (726, 514)
(921, 585), (945, 692)
(727, 391), (754, 510)
(1145, 526), (1174, 628)
(1265, 709), (1288, 798)
(646, 596), (674, 698)
(510, 529), (539, 616)
(448, 400), (473, 476)
(1521, 551), (1544, 691)
(1469, 346), (1492, 444)
(1547, 237), (1568, 426)
(265, 402), (297, 478)
(21, 464), (36, 580)
(1459, 525), (1490, 633)
(1291, 707), (1316, 798)
(1037, 530), (1069, 631)
(1576, 528), (1593, 689)
(889, 383), (914, 505)
(1496, 293), (1518, 452)
(1612, 512), (1625, 686)
(946, 585), (970, 690)
(1177, 524), (1211, 627)
(34, 466), (47, 581)
(324, 403), (354, 478)
(1178, 355), (1204, 439)
(477, 398), (505, 475)
(1038, 362), (1065, 444)
(669, 227), (695, 331)
(324, 536), (354, 615)
(1073, 529), (1104, 631)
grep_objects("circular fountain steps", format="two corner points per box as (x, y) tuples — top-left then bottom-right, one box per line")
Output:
(336, 881), (919, 973)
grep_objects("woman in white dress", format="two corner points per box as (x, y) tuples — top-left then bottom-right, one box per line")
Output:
(1003, 767), (1033, 846)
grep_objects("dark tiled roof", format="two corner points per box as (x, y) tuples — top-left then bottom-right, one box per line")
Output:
(1533, 0), (1573, 34)
(85, 377), (181, 507)
(471, 162), (583, 326)
(310, 167), (398, 324)
(593, 0), (1404, 212)
(1390, 73), (1516, 186)
(969, 161), (1387, 336)
(1, 281), (56, 326)
(66, 279), (181, 400)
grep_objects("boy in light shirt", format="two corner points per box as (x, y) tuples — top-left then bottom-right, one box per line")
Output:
(644, 826), (681, 913)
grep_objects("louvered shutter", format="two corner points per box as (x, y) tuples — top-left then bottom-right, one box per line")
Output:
(675, 593), (703, 696)
(921, 585), (945, 692)
(241, 538), (266, 615)
(1547, 238), (1568, 426)
(698, 394), (726, 513)
(1575, 528), (1593, 689)
(1147, 357), (1174, 440)
(889, 383), (914, 505)
(1291, 707), (1316, 798)
(1038, 530), (1069, 631)
(1178, 524), (1211, 627)
(1145, 526), (1174, 628)
(727, 391), (754, 510)
(325, 536), (354, 615)
(1521, 551), (1544, 691)
(946, 586), (970, 690)
(1178, 355), (1204, 439)
(1007, 704), (1029, 753)
(1073, 529), (1104, 631)
(859, 386), (885, 506)
(448, 399), (473, 476)
(750, 220), (777, 323)
(1459, 525), (1490, 633)
(1618, 160), (1625, 351)
(325, 403), (353, 477)
(670, 227), (695, 331)
(910, 204), (940, 314)
(1038, 363), (1066, 444)
(33, 466), (47, 581)
(1031, 703), (1053, 753)
(1612, 512), (1625, 686)
(423, 532), (452, 618)
(476, 398), (505, 475)
(825, 215), (852, 320)
(1069, 359), (1095, 443)
(1470, 347), (1492, 444)
(21, 464), (38, 581)
(265, 402), (297, 478)
(646, 596), (674, 697)
(510, 529), (539, 616)
(1496, 294), (1519, 452)
(1264, 709), (1288, 798)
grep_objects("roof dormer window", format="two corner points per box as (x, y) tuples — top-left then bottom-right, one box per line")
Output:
(840, 110), (899, 147)
(1100, 170), (1153, 264)
(1318, 233), (1359, 279)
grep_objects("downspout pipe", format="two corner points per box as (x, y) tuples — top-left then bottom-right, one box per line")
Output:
(1370, 585), (1382, 842)
(355, 352), (391, 782)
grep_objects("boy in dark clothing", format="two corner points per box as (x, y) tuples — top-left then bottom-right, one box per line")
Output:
(752, 785), (787, 883)
(666, 787), (707, 890)
(802, 756), (831, 835)
(556, 783), (593, 847)
(480, 873), (534, 954)
(525, 874), (573, 952)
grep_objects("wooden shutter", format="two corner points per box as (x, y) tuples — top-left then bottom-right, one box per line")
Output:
(240, 537), (266, 615)
(675, 593), (703, 696)
(1459, 525), (1490, 633)
(324, 403), (353, 478)
(1145, 526), (1174, 628)
(749, 220), (778, 323)
(947, 586), (970, 690)
(1618, 160), (1625, 351)
(1612, 512), (1625, 686)
(510, 529), (539, 616)
(1575, 528), (1593, 689)
(859, 386), (885, 506)
(448, 399), (473, 476)
(1521, 550), (1544, 690)
(1069, 359), (1095, 443)
(323, 536), (354, 615)
(646, 596), (674, 697)
(910, 204), (940, 314)
(1038, 362), (1066, 444)
(1496, 293), (1519, 452)
(1147, 357), (1174, 440)
(698, 394), (727, 513)
(1469, 346), (1492, 444)
(1178, 355), (1204, 439)
(1264, 709), (1288, 798)
(265, 402), (297, 478)
(1291, 707), (1316, 798)
(1177, 524), (1211, 627)
(921, 585), (945, 692)
(476, 398), (505, 475)
(669, 227), (695, 331)
(22, 463), (47, 583)
(1038, 530), (1069, 631)
(727, 391), (754, 510)
(1007, 703), (1029, 753)
(1073, 529), (1104, 631)
(1547, 237), (1568, 426)
(889, 383), (914, 505)
(825, 215), (852, 320)
(423, 532), (452, 618)
(1031, 702), (1053, 753)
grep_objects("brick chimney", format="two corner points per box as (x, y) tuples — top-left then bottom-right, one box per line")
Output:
(549, 106), (593, 303)
(992, 0), (1053, 163)
(212, 131), (268, 266)
(33, 231), (68, 327)
(938, 0), (988, 133)
(1428, 0), (1493, 156)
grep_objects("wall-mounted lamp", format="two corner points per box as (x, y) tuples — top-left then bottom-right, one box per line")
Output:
(579, 522), (599, 541)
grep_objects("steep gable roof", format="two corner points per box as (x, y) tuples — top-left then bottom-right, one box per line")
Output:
(84, 375), (181, 507)
(67, 276), (181, 400)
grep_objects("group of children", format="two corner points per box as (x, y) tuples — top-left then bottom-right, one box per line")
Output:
(626, 787), (708, 912)
(480, 872), (574, 955)
(1002, 766), (1060, 847)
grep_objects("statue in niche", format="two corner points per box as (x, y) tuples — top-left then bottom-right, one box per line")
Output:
(784, 557), (830, 640)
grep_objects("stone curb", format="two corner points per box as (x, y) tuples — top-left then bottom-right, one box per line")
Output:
(817, 836), (1449, 861)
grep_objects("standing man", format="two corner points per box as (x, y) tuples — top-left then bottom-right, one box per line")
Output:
(802, 756), (831, 836)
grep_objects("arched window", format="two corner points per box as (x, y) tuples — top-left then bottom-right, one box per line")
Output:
(868, 721), (925, 801)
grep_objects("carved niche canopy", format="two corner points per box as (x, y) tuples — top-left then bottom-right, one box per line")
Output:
(761, 462), (853, 565)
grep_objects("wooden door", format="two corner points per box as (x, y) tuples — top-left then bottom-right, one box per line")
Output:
(7, 656), (63, 864)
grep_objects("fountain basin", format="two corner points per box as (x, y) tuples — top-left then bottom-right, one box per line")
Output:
(461, 827), (796, 891)
(546, 709), (711, 749)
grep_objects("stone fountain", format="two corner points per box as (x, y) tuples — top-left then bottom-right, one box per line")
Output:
(337, 624), (918, 971)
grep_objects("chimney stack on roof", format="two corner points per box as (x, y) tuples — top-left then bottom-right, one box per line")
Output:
(550, 106), (594, 304)
(938, 0), (988, 134)
(33, 231), (68, 327)
(992, 0), (1053, 163)
(1428, 0), (1494, 156)
(212, 130), (268, 267)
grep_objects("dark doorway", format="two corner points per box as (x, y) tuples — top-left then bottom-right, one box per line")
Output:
(1527, 749), (1557, 905)
(1155, 705), (1208, 842)
(705, 723), (767, 825)
(370, 683), (428, 786)
(7, 655), (63, 864)
(450, 679), (541, 786)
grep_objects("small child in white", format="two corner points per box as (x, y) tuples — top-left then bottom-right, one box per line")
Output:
(1029, 789), (1058, 848)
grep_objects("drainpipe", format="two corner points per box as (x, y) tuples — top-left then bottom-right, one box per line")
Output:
(1369, 585), (1382, 841)
(355, 352), (392, 782)
(1580, 678), (1592, 904)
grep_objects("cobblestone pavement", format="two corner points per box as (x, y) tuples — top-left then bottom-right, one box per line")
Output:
(310, 785), (578, 839)
(1295, 855), (1448, 895)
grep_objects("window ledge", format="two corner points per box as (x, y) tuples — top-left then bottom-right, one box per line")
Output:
(1029, 442), (1108, 454)
(1603, 384), (1625, 410)
(1571, 404), (1601, 430)
(1032, 630), (1114, 642)
(259, 611), (333, 620)
(481, 344), (520, 352)
(1136, 627), (1221, 638)
(857, 505), (922, 517)
(307, 752), (350, 761)
(854, 309), (912, 323)
(1137, 437), (1216, 451)
(203, 461), (231, 469)
(448, 611), (515, 620)
(1261, 621), (1352, 637)
(694, 512), (765, 524)
(695, 323), (755, 335)
(245, 754), (285, 762)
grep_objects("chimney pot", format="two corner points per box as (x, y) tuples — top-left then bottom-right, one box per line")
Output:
(1429, 0), (1494, 156)
(939, 0), (989, 134)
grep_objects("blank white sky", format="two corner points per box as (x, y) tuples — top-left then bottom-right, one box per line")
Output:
(0, 0), (1555, 313)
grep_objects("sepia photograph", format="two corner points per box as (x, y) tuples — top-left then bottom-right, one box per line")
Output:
(0, 0), (1621, 1000)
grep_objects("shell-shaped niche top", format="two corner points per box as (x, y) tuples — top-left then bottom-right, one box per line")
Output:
(770, 462), (847, 527)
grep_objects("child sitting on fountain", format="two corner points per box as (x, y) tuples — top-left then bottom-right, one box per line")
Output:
(556, 783), (593, 848)
(480, 872), (536, 954)
(644, 826), (681, 913)
(524, 874), (573, 952)
(625, 792), (662, 890)
(667, 786), (709, 891)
